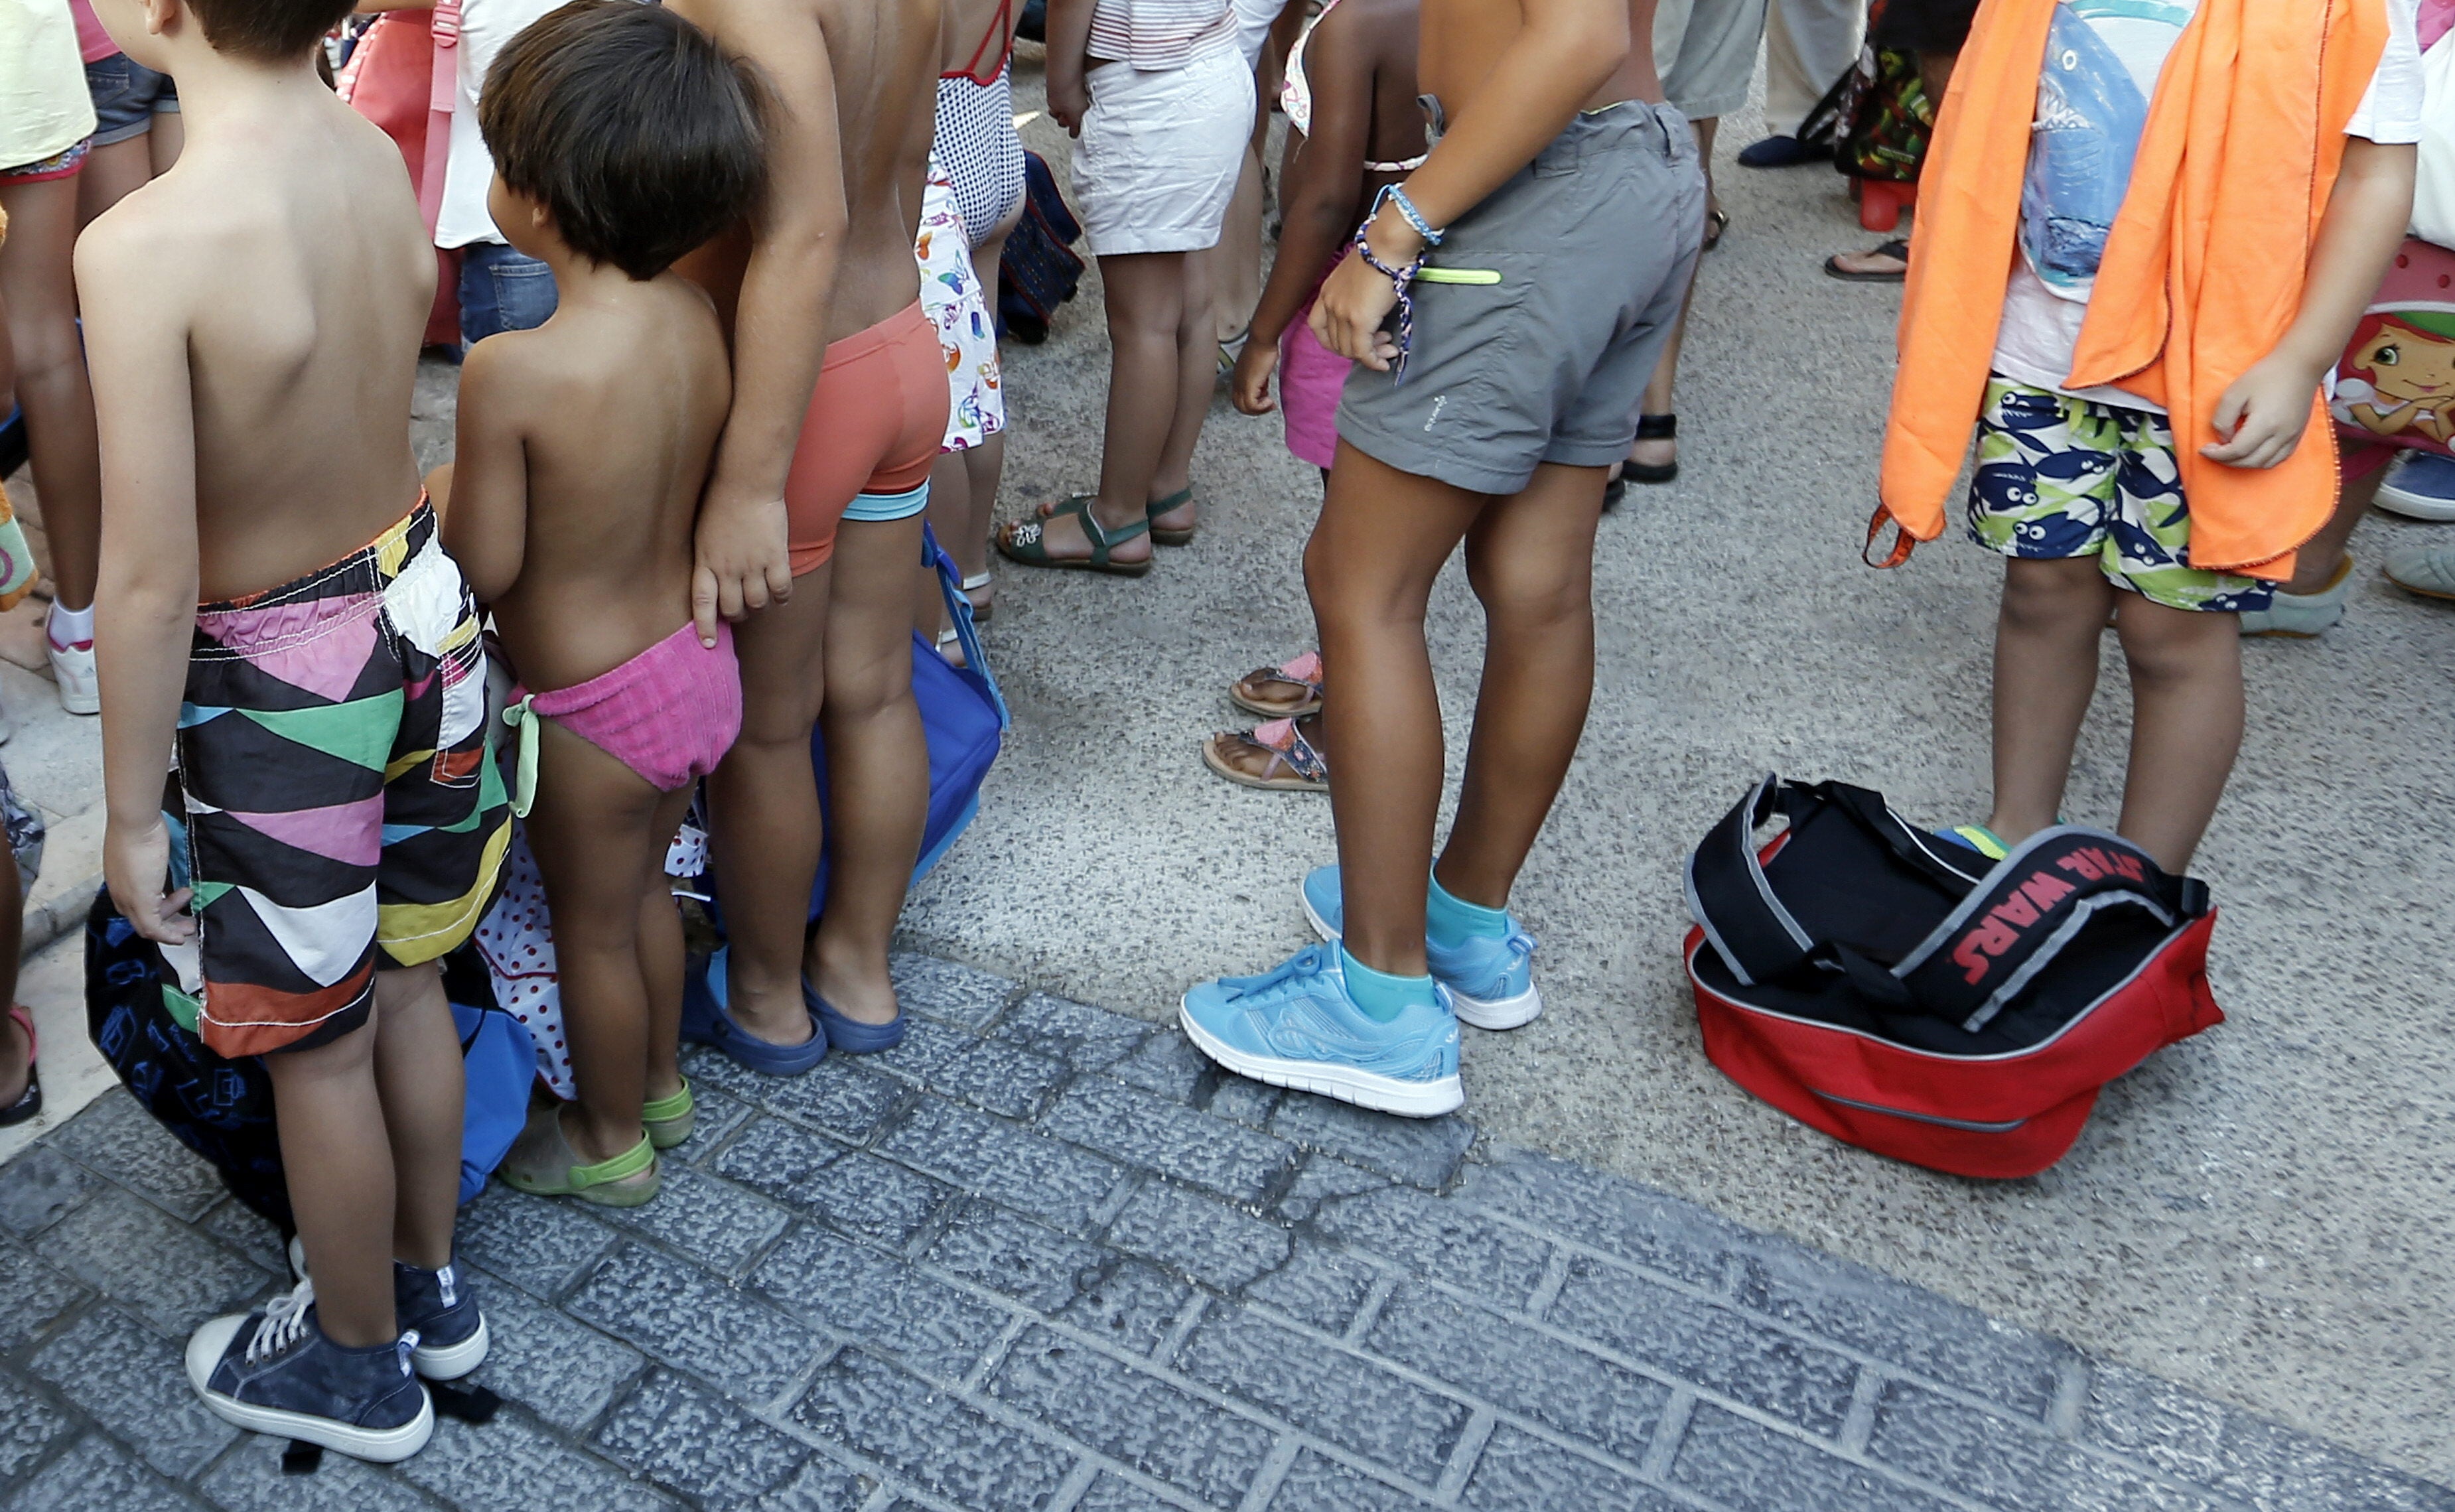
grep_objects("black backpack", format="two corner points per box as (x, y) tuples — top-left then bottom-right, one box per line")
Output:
(998, 151), (1086, 345)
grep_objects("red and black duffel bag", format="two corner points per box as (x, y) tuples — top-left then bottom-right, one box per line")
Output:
(1681, 775), (2224, 1178)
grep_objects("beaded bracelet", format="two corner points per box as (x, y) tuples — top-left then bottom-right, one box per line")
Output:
(1350, 224), (1423, 381)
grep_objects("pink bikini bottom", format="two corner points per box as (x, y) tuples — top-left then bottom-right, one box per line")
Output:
(510, 621), (742, 797)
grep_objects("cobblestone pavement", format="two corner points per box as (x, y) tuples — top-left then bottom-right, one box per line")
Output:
(1, 954), (2446, 1512)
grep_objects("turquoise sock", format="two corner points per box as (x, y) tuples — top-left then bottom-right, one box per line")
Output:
(1340, 947), (1437, 1023)
(1426, 874), (1509, 949)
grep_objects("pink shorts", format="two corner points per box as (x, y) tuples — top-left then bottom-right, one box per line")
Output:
(514, 621), (742, 793)
(1279, 296), (1353, 472)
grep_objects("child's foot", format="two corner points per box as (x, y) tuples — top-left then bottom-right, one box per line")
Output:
(1229, 651), (1323, 719)
(1298, 866), (1541, 1030)
(499, 1103), (660, 1207)
(0, 1004), (39, 1127)
(1180, 944), (1462, 1117)
(1202, 716), (1328, 791)
(643, 1079), (696, 1150)
(997, 498), (1153, 576)
(395, 1258), (488, 1380)
(186, 1280), (434, 1463)
(961, 570), (995, 624)
(682, 948), (827, 1075)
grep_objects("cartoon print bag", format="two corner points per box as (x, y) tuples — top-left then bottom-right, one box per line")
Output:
(2332, 240), (2455, 460)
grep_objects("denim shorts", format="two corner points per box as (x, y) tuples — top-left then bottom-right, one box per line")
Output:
(458, 241), (559, 350)
(86, 54), (179, 147)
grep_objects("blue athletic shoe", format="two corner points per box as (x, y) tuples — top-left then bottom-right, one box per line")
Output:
(1180, 943), (1462, 1117)
(1298, 866), (1541, 1030)
(682, 948), (827, 1075)
(2377, 450), (2455, 522)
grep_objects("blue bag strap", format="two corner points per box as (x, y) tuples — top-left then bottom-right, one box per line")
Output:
(922, 523), (1010, 729)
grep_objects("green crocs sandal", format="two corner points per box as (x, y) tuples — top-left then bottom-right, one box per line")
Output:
(643, 1079), (695, 1150)
(500, 1106), (660, 1207)
(998, 497), (1153, 577)
(1148, 486), (1197, 547)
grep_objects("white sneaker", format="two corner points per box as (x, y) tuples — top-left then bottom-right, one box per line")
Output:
(45, 630), (97, 715)
(2239, 556), (2354, 638)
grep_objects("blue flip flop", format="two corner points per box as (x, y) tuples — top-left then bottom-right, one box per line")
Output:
(682, 949), (827, 1075)
(804, 981), (906, 1054)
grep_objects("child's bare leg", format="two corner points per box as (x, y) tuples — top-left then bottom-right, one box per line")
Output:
(1035, 252), (1181, 563)
(1212, 145), (1266, 343)
(2111, 595), (2244, 872)
(526, 720), (664, 1162)
(263, 1018), (397, 1347)
(636, 785), (696, 1107)
(920, 451), (970, 642)
(1306, 443), (1488, 975)
(372, 963), (460, 1272)
(0, 176), (101, 610)
(707, 573), (833, 1045)
(2284, 464), (2384, 594)
(808, 514), (930, 1024)
(1987, 557), (2115, 843)
(1436, 464), (1608, 907)
(1152, 245), (1216, 512)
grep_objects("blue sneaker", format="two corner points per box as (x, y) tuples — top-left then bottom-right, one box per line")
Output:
(284, 1239), (488, 1382)
(682, 948), (827, 1075)
(2377, 450), (2455, 521)
(1298, 866), (1541, 1030)
(1180, 943), (1462, 1117)
(186, 1280), (433, 1462)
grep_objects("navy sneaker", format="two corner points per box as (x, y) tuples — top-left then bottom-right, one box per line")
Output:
(1736, 133), (1823, 169)
(397, 1259), (488, 1380)
(1180, 943), (1462, 1117)
(1299, 866), (1541, 1030)
(186, 1280), (433, 1462)
(2376, 450), (2455, 521)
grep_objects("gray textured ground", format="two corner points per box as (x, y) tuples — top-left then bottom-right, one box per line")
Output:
(861, 57), (2454, 1481)
(5, 955), (2446, 1511)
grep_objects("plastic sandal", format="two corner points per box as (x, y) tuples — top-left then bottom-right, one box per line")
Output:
(1202, 717), (1330, 792)
(1147, 486), (1198, 547)
(0, 1004), (39, 1128)
(998, 497), (1153, 577)
(1229, 651), (1324, 719)
(1626, 414), (1678, 486)
(681, 947), (827, 1075)
(642, 1079), (695, 1150)
(499, 1105), (660, 1207)
(804, 981), (906, 1054)
(961, 570), (994, 624)
(1824, 239), (1910, 283)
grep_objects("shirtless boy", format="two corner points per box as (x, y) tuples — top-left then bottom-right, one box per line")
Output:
(437, 0), (762, 1207)
(80, 0), (508, 1457)
(671, 0), (946, 1069)
(1183, 0), (1700, 1115)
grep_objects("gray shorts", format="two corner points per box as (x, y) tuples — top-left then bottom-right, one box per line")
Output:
(1337, 98), (1706, 498)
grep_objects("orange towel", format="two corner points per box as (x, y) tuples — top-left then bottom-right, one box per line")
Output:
(1878, 0), (2390, 581)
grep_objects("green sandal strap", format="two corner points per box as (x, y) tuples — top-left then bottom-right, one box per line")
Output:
(1146, 486), (1194, 521)
(640, 1079), (693, 1125)
(571, 1133), (656, 1188)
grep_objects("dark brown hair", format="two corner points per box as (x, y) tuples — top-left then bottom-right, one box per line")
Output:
(480, 0), (765, 281)
(187, 0), (354, 62)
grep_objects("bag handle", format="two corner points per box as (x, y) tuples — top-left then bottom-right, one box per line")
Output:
(1685, 773), (1820, 987)
(417, 0), (462, 238)
(920, 524), (1010, 730)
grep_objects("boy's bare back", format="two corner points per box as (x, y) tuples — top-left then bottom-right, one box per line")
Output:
(673, 0), (940, 340)
(462, 281), (733, 692)
(78, 78), (432, 602)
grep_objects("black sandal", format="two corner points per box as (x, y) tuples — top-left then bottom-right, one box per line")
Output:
(1624, 414), (1679, 487)
(997, 497), (1153, 577)
(1823, 239), (1910, 283)
(1703, 206), (1731, 253)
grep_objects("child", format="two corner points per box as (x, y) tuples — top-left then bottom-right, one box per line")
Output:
(437, 0), (762, 1205)
(1878, 0), (2420, 873)
(669, 0), (946, 1069)
(1182, 0), (1704, 1115)
(1208, 0), (1423, 793)
(79, 0), (510, 1460)
(998, 0), (1253, 573)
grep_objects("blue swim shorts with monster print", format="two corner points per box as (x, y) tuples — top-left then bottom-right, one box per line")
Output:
(1966, 379), (2275, 614)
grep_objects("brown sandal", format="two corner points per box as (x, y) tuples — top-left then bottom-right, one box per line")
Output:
(1229, 650), (1323, 719)
(1202, 715), (1329, 792)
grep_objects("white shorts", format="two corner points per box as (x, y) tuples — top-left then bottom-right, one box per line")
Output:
(917, 157), (1006, 453)
(1231, 0), (1288, 66)
(1074, 44), (1255, 258)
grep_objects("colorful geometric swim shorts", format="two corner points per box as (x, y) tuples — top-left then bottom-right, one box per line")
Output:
(161, 503), (511, 1058)
(1967, 378), (2275, 614)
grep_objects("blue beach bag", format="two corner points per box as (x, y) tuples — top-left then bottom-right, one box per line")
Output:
(808, 525), (1008, 918)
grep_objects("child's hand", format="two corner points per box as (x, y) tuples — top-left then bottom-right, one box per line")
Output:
(1233, 339), (1280, 416)
(1048, 70), (1088, 137)
(2204, 355), (2324, 470)
(105, 815), (194, 947)
(693, 482), (794, 646)
(1313, 253), (1403, 372)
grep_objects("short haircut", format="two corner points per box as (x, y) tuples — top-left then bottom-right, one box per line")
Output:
(480, 0), (765, 282)
(188, 0), (354, 62)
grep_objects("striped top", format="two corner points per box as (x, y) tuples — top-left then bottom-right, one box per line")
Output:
(1089, 0), (1235, 70)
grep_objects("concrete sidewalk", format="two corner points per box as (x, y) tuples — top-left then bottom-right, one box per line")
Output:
(888, 57), (2454, 1482)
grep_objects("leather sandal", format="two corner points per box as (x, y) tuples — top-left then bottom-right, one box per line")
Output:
(1202, 715), (1330, 792)
(1625, 414), (1679, 486)
(1148, 486), (1198, 546)
(999, 497), (1153, 577)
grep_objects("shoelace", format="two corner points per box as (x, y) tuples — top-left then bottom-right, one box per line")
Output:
(1224, 942), (1336, 996)
(245, 1279), (317, 1364)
